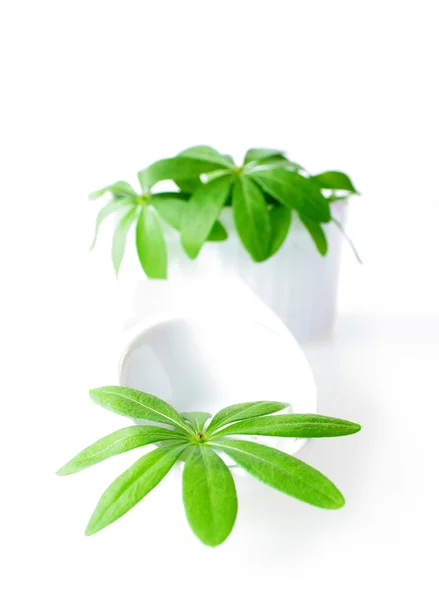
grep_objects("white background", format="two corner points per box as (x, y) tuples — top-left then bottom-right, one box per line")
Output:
(1, 1), (438, 598)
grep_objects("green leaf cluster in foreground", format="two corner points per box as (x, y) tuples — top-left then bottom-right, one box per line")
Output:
(58, 386), (361, 546)
(89, 146), (359, 278)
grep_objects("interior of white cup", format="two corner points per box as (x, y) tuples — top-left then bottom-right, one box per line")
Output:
(119, 312), (317, 460)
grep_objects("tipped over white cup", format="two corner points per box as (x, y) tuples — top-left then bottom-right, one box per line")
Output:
(118, 277), (317, 463)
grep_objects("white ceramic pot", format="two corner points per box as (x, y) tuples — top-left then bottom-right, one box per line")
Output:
(163, 202), (347, 342)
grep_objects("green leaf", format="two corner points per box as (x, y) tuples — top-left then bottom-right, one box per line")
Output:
(232, 175), (271, 262)
(179, 145), (234, 169)
(136, 206), (167, 279)
(244, 148), (286, 165)
(268, 205), (292, 257)
(312, 171), (358, 193)
(151, 196), (186, 230)
(151, 196), (227, 242)
(89, 181), (138, 201)
(57, 426), (187, 476)
(138, 153), (230, 191)
(180, 412), (212, 432)
(210, 414), (361, 440)
(182, 446), (237, 546)
(300, 216), (328, 256)
(111, 207), (138, 276)
(205, 401), (289, 436)
(90, 197), (135, 250)
(243, 150), (303, 172)
(174, 177), (201, 194)
(250, 169), (331, 223)
(89, 386), (193, 434)
(212, 440), (344, 509)
(152, 191), (191, 201)
(246, 158), (303, 172)
(207, 220), (228, 241)
(204, 169), (235, 183)
(86, 443), (188, 535)
(222, 154), (235, 165)
(181, 175), (232, 258)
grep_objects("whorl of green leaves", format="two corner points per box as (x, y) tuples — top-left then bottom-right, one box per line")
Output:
(89, 146), (359, 277)
(58, 386), (361, 546)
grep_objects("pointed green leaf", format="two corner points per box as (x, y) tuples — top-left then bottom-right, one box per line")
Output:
(151, 196), (186, 230)
(204, 169), (235, 183)
(181, 175), (232, 258)
(57, 426), (187, 476)
(183, 446), (237, 546)
(111, 207), (138, 276)
(90, 198), (135, 250)
(268, 205), (292, 257)
(250, 169), (331, 223)
(210, 414), (361, 440)
(300, 216), (328, 256)
(207, 220), (228, 242)
(174, 177), (201, 193)
(89, 181), (137, 200)
(246, 158), (303, 171)
(152, 196), (228, 243)
(244, 148), (286, 165)
(86, 443), (188, 535)
(138, 168), (152, 192)
(311, 171), (358, 194)
(89, 386), (193, 434)
(222, 154), (235, 165)
(152, 191), (191, 201)
(232, 175), (271, 262)
(136, 207), (167, 279)
(179, 146), (234, 168)
(205, 401), (289, 436)
(138, 157), (228, 191)
(212, 440), (344, 509)
(181, 412), (212, 432)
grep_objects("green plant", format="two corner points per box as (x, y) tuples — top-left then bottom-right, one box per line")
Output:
(58, 386), (361, 546)
(89, 146), (359, 278)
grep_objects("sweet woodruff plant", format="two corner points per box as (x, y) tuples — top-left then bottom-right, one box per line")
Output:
(58, 387), (361, 546)
(89, 146), (359, 278)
